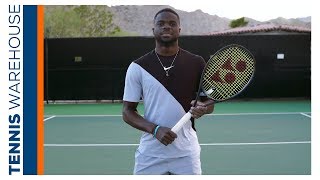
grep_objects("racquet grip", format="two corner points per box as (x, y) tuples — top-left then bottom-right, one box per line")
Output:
(171, 112), (192, 133)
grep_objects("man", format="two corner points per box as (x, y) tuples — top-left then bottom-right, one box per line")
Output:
(122, 8), (214, 175)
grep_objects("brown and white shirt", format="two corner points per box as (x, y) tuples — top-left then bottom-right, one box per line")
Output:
(123, 48), (206, 158)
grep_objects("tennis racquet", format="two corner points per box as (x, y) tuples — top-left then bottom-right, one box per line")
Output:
(171, 44), (255, 133)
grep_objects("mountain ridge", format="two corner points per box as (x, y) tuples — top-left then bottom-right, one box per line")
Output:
(109, 5), (311, 36)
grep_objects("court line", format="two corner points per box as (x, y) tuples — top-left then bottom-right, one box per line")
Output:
(200, 141), (311, 146)
(45, 114), (123, 117)
(44, 112), (311, 117)
(300, 113), (311, 118)
(44, 116), (56, 121)
(206, 112), (311, 116)
(44, 141), (311, 147)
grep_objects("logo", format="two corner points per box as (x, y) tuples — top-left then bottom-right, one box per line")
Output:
(211, 58), (247, 84)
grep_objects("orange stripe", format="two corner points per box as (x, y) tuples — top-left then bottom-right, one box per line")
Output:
(37, 5), (44, 175)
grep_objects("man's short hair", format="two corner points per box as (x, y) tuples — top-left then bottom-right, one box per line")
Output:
(154, 8), (180, 23)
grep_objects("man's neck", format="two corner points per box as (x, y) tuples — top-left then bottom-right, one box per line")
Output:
(155, 42), (179, 56)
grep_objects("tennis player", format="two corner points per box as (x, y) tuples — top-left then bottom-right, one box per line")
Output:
(122, 8), (214, 175)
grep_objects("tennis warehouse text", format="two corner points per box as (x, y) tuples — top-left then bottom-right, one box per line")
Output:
(8, 5), (23, 175)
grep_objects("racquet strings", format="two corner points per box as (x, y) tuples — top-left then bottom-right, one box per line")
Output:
(202, 46), (255, 101)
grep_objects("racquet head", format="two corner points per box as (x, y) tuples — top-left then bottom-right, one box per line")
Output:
(201, 44), (255, 102)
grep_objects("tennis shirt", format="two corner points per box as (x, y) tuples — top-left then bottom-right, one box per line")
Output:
(123, 48), (206, 158)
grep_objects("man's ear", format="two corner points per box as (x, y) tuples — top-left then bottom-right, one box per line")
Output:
(152, 27), (155, 35)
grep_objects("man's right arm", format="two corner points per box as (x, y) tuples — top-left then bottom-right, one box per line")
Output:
(122, 101), (177, 146)
(122, 101), (156, 134)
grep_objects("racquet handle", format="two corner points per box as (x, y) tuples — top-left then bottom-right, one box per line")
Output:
(171, 112), (192, 133)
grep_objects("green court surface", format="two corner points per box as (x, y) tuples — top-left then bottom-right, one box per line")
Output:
(44, 99), (311, 175)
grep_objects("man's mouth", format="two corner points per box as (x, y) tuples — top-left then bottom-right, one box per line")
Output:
(161, 33), (172, 37)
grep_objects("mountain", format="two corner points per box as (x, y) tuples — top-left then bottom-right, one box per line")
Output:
(267, 17), (311, 28)
(297, 16), (311, 23)
(109, 5), (311, 36)
(109, 5), (231, 36)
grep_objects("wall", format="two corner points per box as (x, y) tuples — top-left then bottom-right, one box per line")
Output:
(45, 34), (311, 101)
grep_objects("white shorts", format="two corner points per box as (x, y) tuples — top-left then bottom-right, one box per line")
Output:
(133, 150), (202, 175)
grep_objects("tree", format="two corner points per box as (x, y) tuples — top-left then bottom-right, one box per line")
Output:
(229, 17), (248, 28)
(45, 5), (121, 38)
(73, 5), (120, 37)
(44, 6), (82, 38)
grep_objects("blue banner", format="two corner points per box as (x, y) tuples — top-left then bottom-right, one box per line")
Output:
(23, 5), (37, 175)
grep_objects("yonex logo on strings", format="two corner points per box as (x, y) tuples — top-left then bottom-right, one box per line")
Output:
(211, 58), (247, 84)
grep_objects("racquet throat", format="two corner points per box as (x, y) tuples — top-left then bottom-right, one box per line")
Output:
(155, 49), (179, 77)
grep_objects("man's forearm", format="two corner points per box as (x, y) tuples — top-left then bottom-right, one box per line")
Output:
(123, 109), (156, 134)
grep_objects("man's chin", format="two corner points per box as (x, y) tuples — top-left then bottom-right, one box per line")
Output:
(155, 35), (178, 46)
(160, 37), (177, 44)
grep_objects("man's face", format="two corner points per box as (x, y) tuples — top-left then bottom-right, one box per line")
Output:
(153, 11), (181, 45)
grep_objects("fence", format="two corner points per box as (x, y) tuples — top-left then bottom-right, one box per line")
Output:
(45, 33), (311, 101)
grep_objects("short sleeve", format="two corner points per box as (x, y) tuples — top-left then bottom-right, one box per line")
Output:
(123, 62), (143, 102)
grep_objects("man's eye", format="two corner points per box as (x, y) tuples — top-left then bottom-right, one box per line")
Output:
(157, 22), (164, 26)
(170, 22), (177, 26)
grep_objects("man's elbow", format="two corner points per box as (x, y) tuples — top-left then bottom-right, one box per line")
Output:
(122, 108), (130, 124)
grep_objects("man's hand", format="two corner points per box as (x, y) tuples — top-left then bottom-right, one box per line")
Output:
(189, 100), (212, 119)
(155, 127), (177, 146)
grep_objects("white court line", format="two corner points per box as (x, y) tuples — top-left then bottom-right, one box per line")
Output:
(44, 116), (56, 121)
(45, 143), (139, 147)
(200, 141), (311, 146)
(300, 113), (311, 118)
(205, 112), (311, 116)
(45, 114), (122, 117)
(44, 112), (311, 117)
(44, 141), (311, 147)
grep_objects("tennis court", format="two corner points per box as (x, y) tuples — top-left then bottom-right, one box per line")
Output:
(44, 99), (311, 175)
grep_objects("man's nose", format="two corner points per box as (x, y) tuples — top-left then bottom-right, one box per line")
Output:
(162, 23), (171, 30)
